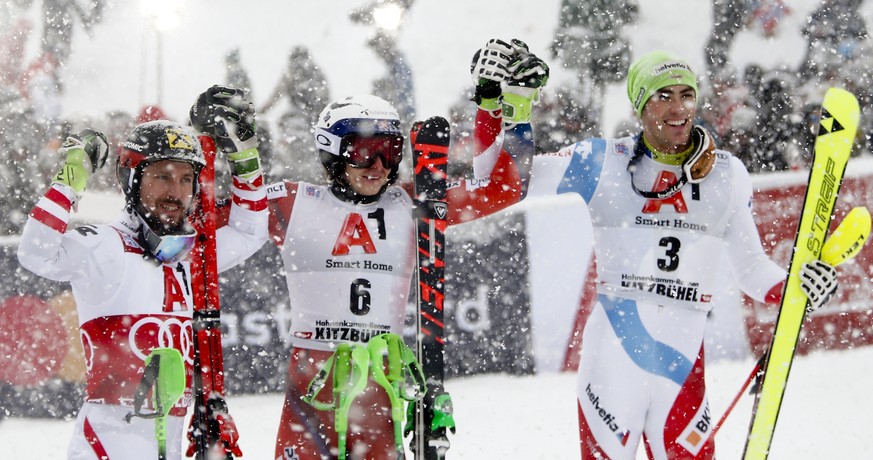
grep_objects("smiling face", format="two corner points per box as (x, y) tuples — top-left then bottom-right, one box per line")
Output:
(138, 160), (196, 234)
(343, 156), (390, 197)
(640, 84), (697, 154)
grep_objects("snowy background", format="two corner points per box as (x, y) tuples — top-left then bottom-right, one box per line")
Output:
(3, 0), (873, 458)
(19, 0), (868, 135)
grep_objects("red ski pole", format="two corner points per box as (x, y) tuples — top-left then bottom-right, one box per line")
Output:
(697, 353), (766, 458)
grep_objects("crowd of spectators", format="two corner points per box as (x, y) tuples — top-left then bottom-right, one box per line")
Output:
(531, 0), (873, 174)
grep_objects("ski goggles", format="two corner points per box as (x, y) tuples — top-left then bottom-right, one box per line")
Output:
(627, 125), (717, 199)
(341, 134), (404, 169)
(314, 118), (404, 169)
(150, 233), (196, 265)
(140, 221), (197, 265)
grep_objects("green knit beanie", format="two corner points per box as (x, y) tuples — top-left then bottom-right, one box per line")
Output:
(626, 51), (698, 117)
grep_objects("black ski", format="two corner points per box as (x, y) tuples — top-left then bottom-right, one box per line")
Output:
(411, 116), (454, 459)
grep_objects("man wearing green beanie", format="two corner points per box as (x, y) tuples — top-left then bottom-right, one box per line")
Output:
(470, 49), (841, 459)
(627, 51), (699, 118)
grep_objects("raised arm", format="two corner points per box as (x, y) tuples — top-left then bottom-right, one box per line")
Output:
(190, 85), (269, 271)
(18, 129), (110, 281)
(444, 39), (549, 225)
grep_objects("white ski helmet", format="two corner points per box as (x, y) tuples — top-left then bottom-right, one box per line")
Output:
(313, 95), (404, 199)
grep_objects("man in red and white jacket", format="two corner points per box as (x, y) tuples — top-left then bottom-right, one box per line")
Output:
(18, 95), (267, 459)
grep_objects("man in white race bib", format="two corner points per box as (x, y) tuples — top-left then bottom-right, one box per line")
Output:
(473, 50), (841, 459)
(18, 93), (267, 459)
(266, 40), (547, 460)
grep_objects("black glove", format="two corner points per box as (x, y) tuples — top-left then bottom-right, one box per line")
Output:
(190, 85), (262, 182)
(189, 85), (257, 154)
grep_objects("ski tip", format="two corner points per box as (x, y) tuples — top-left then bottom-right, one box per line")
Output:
(410, 116), (451, 153)
(410, 116), (450, 146)
(822, 87), (860, 120)
(821, 206), (872, 266)
(816, 87), (860, 153)
(422, 116), (449, 129)
(412, 116), (449, 135)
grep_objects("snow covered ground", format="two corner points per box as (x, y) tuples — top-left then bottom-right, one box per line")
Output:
(4, 346), (873, 458)
(4, 0), (873, 458)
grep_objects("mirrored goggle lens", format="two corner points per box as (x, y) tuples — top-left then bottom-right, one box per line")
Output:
(341, 134), (403, 169)
(152, 233), (196, 264)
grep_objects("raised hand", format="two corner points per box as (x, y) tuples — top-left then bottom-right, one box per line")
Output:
(470, 38), (515, 102)
(502, 40), (550, 126)
(53, 129), (109, 194)
(506, 39), (550, 90)
(190, 85), (262, 182)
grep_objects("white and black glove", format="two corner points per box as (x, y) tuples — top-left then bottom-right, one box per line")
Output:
(470, 38), (514, 104)
(52, 129), (109, 195)
(502, 39), (549, 126)
(190, 85), (261, 182)
(799, 259), (839, 313)
(506, 39), (549, 90)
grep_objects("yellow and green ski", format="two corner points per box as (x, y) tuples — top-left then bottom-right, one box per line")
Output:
(742, 87), (860, 460)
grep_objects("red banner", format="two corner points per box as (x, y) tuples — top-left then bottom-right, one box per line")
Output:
(744, 167), (873, 356)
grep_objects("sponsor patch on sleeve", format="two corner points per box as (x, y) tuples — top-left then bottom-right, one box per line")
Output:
(266, 182), (288, 200)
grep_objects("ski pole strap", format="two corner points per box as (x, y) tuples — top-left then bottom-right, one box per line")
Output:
(302, 344), (371, 411)
(337, 345), (370, 460)
(124, 348), (186, 422)
(370, 333), (427, 401)
(302, 352), (338, 411)
(368, 333), (427, 456)
(123, 348), (185, 459)
(301, 343), (370, 460)
(125, 353), (162, 423)
(368, 335), (406, 453)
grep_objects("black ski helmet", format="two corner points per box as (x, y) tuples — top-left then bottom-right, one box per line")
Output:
(115, 120), (206, 264)
(116, 120), (205, 225)
(313, 95), (403, 201)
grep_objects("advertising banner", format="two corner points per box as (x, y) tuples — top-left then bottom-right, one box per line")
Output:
(743, 167), (873, 356)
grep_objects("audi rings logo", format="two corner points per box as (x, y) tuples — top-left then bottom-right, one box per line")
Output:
(129, 317), (194, 364)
